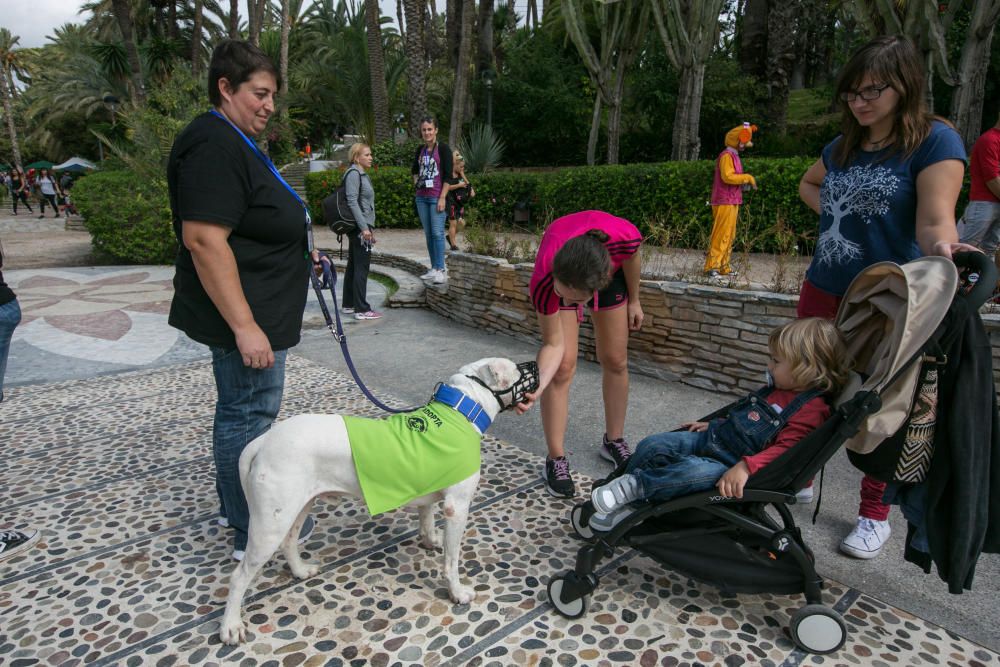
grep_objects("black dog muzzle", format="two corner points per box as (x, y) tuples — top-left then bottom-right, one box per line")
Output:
(466, 360), (539, 411)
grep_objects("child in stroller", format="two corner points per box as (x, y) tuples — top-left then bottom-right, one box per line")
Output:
(589, 317), (852, 531)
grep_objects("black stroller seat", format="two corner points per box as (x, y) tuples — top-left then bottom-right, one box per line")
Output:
(548, 251), (997, 656)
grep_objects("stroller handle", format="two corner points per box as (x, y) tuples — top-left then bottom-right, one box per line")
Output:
(953, 251), (997, 310)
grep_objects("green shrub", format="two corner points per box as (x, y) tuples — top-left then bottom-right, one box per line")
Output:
(371, 139), (421, 167)
(305, 157), (822, 253)
(74, 171), (176, 264)
(306, 166), (420, 229)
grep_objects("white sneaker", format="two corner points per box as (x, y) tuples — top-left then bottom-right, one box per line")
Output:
(419, 269), (436, 279)
(591, 474), (640, 514)
(795, 486), (814, 504)
(840, 517), (891, 559)
(432, 269), (448, 285)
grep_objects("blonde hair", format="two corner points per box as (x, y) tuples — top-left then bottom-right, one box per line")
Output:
(348, 142), (371, 165)
(453, 149), (464, 163)
(769, 318), (852, 395)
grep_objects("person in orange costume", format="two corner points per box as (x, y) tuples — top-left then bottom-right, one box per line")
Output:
(704, 122), (758, 277)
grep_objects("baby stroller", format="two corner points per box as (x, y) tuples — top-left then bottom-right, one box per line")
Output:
(547, 252), (997, 655)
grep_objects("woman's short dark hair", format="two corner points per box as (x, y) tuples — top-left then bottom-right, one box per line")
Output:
(208, 40), (280, 107)
(419, 115), (437, 128)
(552, 230), (613, 292)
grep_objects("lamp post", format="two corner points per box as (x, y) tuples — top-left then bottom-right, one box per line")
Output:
(482, 69), (495, 127)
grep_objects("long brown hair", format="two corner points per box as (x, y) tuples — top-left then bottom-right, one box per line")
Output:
(831, 35), (932, 168)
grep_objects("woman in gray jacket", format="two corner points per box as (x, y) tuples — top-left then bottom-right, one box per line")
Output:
(342, 142), (380, 320)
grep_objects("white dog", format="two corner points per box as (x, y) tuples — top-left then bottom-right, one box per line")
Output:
(218, 357), (537, 645)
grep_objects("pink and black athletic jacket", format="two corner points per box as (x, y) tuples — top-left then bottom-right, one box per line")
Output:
(529, 210), (642, 315)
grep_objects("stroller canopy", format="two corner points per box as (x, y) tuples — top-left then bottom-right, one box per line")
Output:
(835, 256), (958, 454)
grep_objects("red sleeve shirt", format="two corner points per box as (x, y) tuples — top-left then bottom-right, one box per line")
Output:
(969, 127), (1000, 203)
(529, 210), (642, 315)
(742, 390), (831, 475)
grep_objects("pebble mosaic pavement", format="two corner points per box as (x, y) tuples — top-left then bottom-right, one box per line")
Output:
(2, 357), (999, 667)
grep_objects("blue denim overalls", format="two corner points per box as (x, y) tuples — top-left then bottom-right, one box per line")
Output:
(625, 386), (823, 503)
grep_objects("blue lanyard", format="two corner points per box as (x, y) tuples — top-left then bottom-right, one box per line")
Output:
(209, 109), (316, 253)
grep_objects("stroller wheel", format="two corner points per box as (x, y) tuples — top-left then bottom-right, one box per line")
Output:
(547, 575), (591, 619)
(789, 604), (847, 654)
(570, 503), (595, 540)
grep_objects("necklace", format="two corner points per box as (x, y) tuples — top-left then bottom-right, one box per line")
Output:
(866, 131), (893, 148)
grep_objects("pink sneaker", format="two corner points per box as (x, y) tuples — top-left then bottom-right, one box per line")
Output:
(354, 310), (383, 320)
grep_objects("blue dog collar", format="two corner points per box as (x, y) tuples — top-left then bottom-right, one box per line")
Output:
(433, 384), (493, 433)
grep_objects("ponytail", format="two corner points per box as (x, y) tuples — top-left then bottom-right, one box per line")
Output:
(552, 230), (613, 292)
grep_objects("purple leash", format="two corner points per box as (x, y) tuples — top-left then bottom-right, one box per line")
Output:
(309, 260), (421, 414)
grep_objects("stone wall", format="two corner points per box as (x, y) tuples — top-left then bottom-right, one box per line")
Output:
(425, 252), (1000, 398)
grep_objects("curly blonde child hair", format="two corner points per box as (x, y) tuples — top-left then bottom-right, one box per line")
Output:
(769, 317), (852, 395)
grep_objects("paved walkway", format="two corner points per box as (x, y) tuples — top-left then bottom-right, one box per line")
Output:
(1, 222), (998, 665)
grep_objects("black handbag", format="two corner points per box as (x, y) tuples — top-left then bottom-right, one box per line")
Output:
(322, 169), (359, 236)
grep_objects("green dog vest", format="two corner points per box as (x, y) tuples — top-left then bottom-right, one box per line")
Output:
(344, 401), (482, 516)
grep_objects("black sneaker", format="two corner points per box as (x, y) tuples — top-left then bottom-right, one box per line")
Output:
(0, 528), (40, 561)
(542, 456), (576, 498)
(600, 434), (632, 467)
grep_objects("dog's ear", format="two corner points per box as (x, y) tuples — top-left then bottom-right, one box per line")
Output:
(481, 359), (516, 390)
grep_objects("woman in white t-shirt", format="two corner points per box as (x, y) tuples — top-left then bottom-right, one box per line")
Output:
(35, 168), (62, 219)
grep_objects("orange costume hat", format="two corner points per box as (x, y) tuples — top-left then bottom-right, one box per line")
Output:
(725, 122), (758, 149)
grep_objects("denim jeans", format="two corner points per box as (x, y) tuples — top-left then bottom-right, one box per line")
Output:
(210, 345), (287, 551)
(0, 298), (22, 400)
(415, 195), (447, 270)
(625, 430), (742, 503)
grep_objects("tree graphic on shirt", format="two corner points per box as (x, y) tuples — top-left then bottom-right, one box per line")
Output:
(816, 164), (899, 266)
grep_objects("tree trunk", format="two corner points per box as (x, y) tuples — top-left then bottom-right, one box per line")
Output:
(1, 72), (22, 169)
(366, 0), (393, 142)
(449, 0), (475, 146)
(110, 0), (146, 105)
(763, 1), (799, 134)
(527, 0), (539, 29)
(949, 1), (1000, 148)
(248, 0), (267, 46)
(606, 92), (623, 165)
(397, 0), (405, 40)
(280, 0), (290, 98)
(671, 63), (705, 160)
(169, 0), (179, 40)
(586, 94), (601, 166)
(738, 0), (768, 79)
(446, 0), (461, 69)
(403, 0), (429, 136)
(192, 0), (204, 78)
(476, 0), (494, 75)
(230, 0), (240, 38)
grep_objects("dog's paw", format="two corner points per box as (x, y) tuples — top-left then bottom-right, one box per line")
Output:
(421, 529), (443, 551)
(289, 562), (319, 580)
(219, 619), (248, 645)
(449, 585), (475, 605)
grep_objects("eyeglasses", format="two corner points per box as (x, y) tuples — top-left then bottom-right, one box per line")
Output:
(839, 83), (891, 103)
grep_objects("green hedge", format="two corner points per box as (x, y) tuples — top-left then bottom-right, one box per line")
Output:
(306, 157), (820, 253)
(73, 171), (177, 264)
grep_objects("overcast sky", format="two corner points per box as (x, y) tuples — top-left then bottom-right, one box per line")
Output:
(7, 1), (541, 49)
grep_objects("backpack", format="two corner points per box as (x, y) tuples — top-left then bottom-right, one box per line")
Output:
(322, 168), (360, 236)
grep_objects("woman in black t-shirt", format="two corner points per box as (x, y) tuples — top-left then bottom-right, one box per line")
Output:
(167, 40), (316, 562)
(9, 168), (33, 215)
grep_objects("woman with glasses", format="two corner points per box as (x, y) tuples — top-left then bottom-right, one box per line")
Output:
(797, 35), (972, 561)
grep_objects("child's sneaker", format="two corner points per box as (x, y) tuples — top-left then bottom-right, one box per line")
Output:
(354, 310), (383, 320)
(542, 456), (576, 498)
(600, 434), (631, 467)
(839, 517), (890, 559)
(0, 528), (40, 560)
(591, 473), (640, 514)
(589, 505), (638, 532)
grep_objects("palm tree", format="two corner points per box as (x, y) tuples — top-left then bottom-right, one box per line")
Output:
(365, 0), (393, 142)
(192, 0), (205, 77)
(230, 0), (240, 37)
(0, 29), (25, 169)
(448, 0), (474, 146)
(110, 0), (147, 104)
(402, 0), (428, 136)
